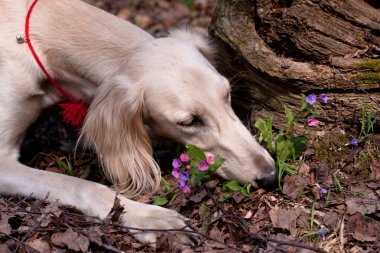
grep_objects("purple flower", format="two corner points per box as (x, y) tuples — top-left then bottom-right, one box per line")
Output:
(179, 171), (189, 182)
(179, 153), (190, 162)
(348, 137), (358, 147)
(320, 188), (328, 196)
(318, 227), (329, 240)
(172, 159), (182, 169)
(307, 118), (320, 127)
(198, 160), (209, 171)
(172, 167), (181, 178)
(306, 94), (316, 105)
(178, 180), (191, 193)
(318, 94), (328, 104)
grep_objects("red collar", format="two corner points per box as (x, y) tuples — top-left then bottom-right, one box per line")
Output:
(24, 0), (88, 128)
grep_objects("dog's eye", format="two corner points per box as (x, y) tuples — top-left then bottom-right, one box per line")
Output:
(178, 116), (203, 127)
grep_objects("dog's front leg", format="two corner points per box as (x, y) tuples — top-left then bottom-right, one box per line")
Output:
(0, 160), (191, 245)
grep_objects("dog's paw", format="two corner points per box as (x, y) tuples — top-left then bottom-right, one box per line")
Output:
(119, 198), (194, 246)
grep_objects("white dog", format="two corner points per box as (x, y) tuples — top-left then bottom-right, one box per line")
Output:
(0, 0), (276, 244)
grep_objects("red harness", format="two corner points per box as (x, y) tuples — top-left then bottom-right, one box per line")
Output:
(24, 0), (88, 128)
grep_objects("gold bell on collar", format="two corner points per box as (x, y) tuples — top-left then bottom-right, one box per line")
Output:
(16, 34), (27, 44)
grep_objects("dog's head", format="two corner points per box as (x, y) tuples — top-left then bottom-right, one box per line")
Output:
(82, 30), (276, 194)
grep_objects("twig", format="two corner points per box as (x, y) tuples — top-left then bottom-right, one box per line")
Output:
(13, 213), (48, 253)
(334, 67), (380, 108)
(62, 217), (248, 252)
(100, 244), (126, 253)
(254, 234), (328, 253)
(202, 185), (328, 253)
(0, 232), (40, 253)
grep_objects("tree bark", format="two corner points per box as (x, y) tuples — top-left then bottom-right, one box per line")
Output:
(210, 0), (380, 129)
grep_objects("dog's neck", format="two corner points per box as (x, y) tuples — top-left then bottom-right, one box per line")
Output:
(29, 0), (153, 88)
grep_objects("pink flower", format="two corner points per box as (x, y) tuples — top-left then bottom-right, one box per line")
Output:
(307, 118), (320, 127)
(198, 160), (209, 171)
(186, 165), (191, 170)
(179, 153), (190, 162)
(206, 156), (215, 165)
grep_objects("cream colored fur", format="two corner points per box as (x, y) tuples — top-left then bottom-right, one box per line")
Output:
(0, 0), (276, 245)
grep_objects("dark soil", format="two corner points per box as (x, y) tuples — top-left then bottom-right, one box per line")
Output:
(1, 1), (379, 252)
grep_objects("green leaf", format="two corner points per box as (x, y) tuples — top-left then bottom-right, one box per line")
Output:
(223, 180), (242, 192)
(245, 183), (252, 194)
(240, 188), (249, 197)
(189, 173), (197, 184)
(300, 94), (307, 111)
(254, 117), (273, 153)
(291, 136), (307, 158)
(284, 106), (294, 135)
(219, 192), (233, 202)
(152, 196), (168, 206)
(162, 178), (173, 193)
(196, 171), (206, 184)
(186, 144), (206, 163)
(169, 193), (178, 202)
(275, 135), (294, 161)
(208, 155), (225, 172)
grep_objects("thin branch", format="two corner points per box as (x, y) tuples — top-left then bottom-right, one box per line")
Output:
(334, 67), (380, 108)
(0, 232), (40, 253)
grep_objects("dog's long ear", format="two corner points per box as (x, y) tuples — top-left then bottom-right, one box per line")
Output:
(80, 76), (160, 195)
(169, 29), (215, 63)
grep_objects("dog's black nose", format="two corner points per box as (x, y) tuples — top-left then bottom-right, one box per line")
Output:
(255, 170), (278, 189)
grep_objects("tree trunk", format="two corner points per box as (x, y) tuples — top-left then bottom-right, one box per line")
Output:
(210, 0), (380, 129)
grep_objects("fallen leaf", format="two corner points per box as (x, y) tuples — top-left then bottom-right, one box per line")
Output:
(0, 244), (10, 253)
(244, 210), (253, 219)
(299, 163), (311, 176)
(51, 232), (65, 247)
(86, 228), (103, 246)
(282, 175), (310, 199)
(322, 212), (340, 229)
(269, 208), (299, 232)
(232, 192), (245, 204)
(370, 159), (380, 180)
(209, 226), (228, 243)
(347, 213), (379, 242)
(27, 239), (50, 253)
(62, 228), (90, 252)
(0, 223), (12, 235)
(269, 195), (277, 202)
(189, 189), (207, 203)
(346, 185), (378, 215)
(346, 198), (378, 215)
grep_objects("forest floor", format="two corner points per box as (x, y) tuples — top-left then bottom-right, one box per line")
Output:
(1, 1), (379, 252)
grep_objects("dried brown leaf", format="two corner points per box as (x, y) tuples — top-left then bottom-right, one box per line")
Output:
(269, 208), (299, 232)
(0, 245), (11, 253)
(370, 159), (380, 181)
(189, 189), (207, 203)
(51, 232), (65, 247)
(0, 213), (11, 236)
(62, 228), (90, 252)
(86, 228), (103, 246)
(347, 213), (379, 242)
(282, 175), (310, 199)
(27, 239), (51, 253)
